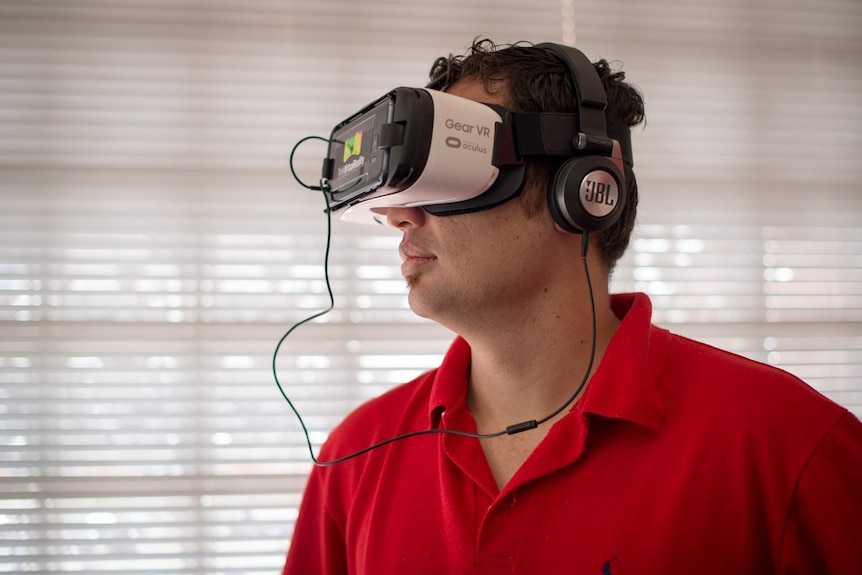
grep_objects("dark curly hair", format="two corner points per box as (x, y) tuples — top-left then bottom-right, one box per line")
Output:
(428, 39), (646, 270)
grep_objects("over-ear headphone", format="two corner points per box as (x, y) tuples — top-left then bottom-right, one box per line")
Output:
(536, 43), (627, 234)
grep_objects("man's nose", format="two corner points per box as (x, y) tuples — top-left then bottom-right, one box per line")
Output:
(385, 206), (426, 230)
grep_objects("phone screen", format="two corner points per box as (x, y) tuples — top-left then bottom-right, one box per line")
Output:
(327, 96), (391, 204)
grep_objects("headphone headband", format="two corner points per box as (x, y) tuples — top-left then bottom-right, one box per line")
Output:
(534, 43), (611, 138)
(534, 43), (629, 234)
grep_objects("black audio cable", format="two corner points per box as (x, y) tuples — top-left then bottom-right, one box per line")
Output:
(276, 137), (597, 466)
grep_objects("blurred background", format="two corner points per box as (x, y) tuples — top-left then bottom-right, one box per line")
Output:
(0, 0), (860, 573)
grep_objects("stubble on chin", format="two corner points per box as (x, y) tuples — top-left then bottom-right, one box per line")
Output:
(404, 274), (435, 320)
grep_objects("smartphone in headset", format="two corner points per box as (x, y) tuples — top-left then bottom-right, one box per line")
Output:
(326, 95), (394, 208)
(322, 87), (508, 223)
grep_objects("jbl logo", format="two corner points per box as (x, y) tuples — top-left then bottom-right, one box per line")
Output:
(583, 179), (615, 206)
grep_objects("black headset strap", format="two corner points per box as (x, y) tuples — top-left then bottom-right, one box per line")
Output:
(609, 121), (633, 168)
(534, 42), (609, 139)
(502, 112), (632, 167)
(426, 42), (632, 167)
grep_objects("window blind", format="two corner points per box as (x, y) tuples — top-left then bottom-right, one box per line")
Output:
(0, 1), (564, 573)
(576, 0), (862, 413)
(1, 1), (860, 573)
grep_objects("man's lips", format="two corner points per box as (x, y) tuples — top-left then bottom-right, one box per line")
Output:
(399, 242), (435, 261)
(399, 243), (437, 277)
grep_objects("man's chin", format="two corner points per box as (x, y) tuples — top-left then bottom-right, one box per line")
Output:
(405, 279), (438, 320)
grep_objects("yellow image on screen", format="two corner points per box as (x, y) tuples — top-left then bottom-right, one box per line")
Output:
(343, 131), (363, 163)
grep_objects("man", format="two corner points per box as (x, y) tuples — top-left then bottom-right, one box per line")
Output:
(283, 40), (862, 574)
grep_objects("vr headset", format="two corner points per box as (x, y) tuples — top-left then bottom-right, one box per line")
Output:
(320, 43), (633, 233)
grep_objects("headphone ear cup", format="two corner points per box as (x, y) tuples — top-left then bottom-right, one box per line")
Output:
(548, 156), (626, 233)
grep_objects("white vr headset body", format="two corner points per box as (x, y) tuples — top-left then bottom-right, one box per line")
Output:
(328, 89), (506, 224)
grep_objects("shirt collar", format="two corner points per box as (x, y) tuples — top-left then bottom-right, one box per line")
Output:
(580, 293), (666, 430)
(428, 336), (472, 428)
(427, 292), (667, 431)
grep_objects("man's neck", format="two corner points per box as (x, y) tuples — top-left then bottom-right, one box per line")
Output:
(465, 288), (620, 432)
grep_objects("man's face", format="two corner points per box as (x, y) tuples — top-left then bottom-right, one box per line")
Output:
(384, 78), (562, 330)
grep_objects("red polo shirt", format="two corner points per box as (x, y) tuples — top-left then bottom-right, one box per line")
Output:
(283, 293), (862, 574)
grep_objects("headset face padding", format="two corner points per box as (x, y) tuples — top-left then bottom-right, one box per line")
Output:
(537, 43), (627, 233)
